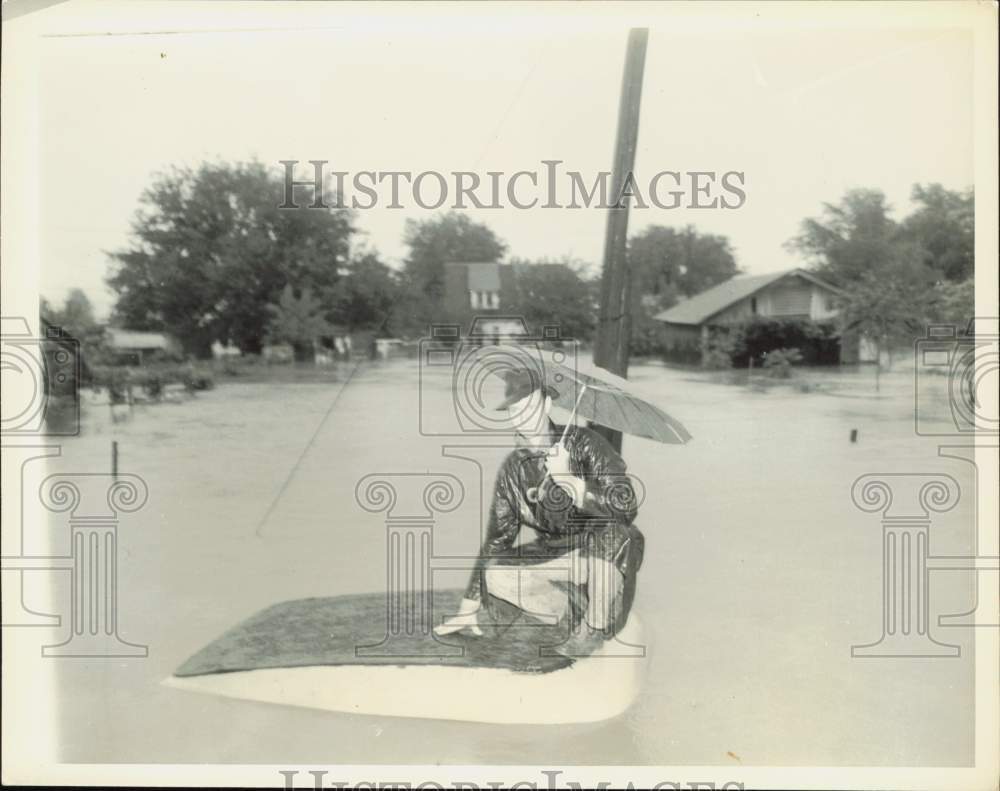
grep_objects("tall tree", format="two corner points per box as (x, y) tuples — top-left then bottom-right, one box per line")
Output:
(899, 183), (974, 283)
(787, 188), (900, 286)
(627, 225), (740, 355)
(838, 259), (933, 391)
(508, 259), (597, 342)
(265, 286), (332, 362)
(789, 184), (973, 288)
(628, 225), (740, 307)
(108, 161), (354, 357)
(58, 288), (98, 333)
(789, 184), (973, 359)
(402, 212), (507, 300)
(929, 277), (975, 329)
(327, 252), (400, 333)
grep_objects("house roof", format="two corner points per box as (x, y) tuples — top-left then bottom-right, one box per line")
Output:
(653, 268), (844, 326)
(106, 328), (172, 350)
(461, 262), (501, 292)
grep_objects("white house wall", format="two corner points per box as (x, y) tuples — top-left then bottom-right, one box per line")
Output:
(809, 285), (840, 319)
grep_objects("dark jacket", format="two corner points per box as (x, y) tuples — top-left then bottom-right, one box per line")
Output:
(463, 420), (639, 603)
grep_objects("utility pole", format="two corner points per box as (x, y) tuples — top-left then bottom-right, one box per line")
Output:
(591, 27), (649, 453)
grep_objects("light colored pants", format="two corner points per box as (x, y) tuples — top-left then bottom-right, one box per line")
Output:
(483, 548), (622, 630)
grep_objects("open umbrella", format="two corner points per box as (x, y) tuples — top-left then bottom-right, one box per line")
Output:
(469, 344), (692, 445)
(551, 357), (691, 445)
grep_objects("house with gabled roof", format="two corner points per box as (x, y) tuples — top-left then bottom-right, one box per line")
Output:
(105, 327), (181, 366)
(653, 268), (855, 365)
(442, 261), (525, 338)
(442, 260), (589, 341)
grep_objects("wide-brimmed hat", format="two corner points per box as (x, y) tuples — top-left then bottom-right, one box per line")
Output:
(494, 367), (559, 411)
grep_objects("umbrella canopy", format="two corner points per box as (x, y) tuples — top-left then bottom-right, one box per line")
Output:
(468, 344), (692, 445)
(551, 359), (691, 444)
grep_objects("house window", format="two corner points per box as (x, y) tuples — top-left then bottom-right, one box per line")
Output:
(470, 291), (479, 309)
(490, 291), (499, 309)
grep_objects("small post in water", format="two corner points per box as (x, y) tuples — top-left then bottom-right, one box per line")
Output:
(111, 440), (119, 478)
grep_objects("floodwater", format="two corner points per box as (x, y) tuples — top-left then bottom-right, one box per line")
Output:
(22, 357), (980, 765)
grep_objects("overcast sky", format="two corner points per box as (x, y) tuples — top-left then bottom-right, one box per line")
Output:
(36, 6), (974, 318)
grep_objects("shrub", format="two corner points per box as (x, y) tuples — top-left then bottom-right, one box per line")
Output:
(188, 374), (214, 391)
(90, 365), (132, 404)
(90, 362), (213, 400)
(732, 318), (839, 367)
(221, 358), (242, 377)
(699, 318), (841, 368)
(702, 326), (745, 369)
(703, 346), (735, 370)
(180, 364), (214, 392)
(762, 347), (804, 378)
(136, 371), (165, 399)
(217, 354), (262, 377)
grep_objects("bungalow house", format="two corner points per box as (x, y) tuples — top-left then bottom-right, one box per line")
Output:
(105, 328), (181, 366)
(653, 268), (857, 365)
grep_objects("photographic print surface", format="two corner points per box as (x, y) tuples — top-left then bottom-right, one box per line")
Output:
(2, 2), (997, 789)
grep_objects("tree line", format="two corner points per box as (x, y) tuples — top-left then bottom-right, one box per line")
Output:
(789, 184), (974, 363)
(98, 161), (737, 357)
(85, 160), (971, 361)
